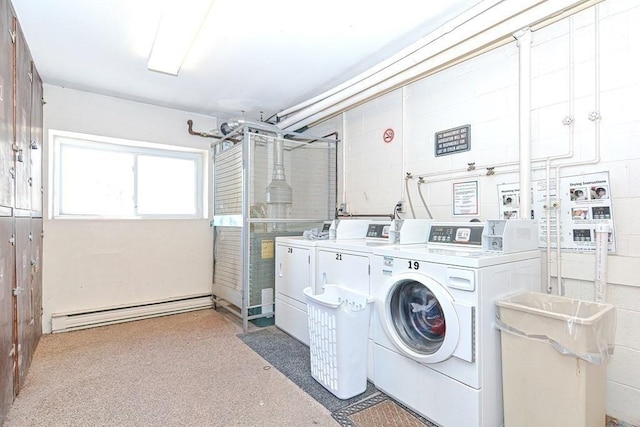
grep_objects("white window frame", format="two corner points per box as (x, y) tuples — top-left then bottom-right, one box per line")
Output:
(50, 130), (208, 219)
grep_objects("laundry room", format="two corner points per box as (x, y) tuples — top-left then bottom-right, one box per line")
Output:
(1, 0), (639, 426)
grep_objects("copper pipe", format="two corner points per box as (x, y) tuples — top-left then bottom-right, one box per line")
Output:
(186, 119), (220, 138)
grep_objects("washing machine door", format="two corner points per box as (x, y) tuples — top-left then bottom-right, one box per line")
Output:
(378, 272), (460, 363)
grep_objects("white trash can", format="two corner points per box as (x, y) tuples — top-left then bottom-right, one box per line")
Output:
(496, 291), (616, 427)
(303, 285), (373, 399)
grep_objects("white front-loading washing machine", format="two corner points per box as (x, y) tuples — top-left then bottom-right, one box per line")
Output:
(372, 221), (541, 427)
(275, 219), (370, 345)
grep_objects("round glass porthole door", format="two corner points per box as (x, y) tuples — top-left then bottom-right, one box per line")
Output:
(381, 272), (462, 365)
(390, 279), (447, 354)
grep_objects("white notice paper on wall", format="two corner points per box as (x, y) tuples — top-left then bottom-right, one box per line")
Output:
(453, 181), (479, 216)
(497, 171), (615, 253)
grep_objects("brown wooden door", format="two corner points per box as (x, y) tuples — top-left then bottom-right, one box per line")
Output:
(0, 4), (42, 421)
(14, 214), (33, 390)
(30, 65), (42, 217)
(14, 22), (31, 212)
(0, 213), (14, 424)
(30, 217), (42, 338)
(0, 0), (13, 209)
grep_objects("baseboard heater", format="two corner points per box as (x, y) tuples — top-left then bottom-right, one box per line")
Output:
(51, 293), (213, 333)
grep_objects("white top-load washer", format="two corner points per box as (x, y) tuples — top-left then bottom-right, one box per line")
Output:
(314, 218), (433, 380)
(274, 219), (370, 345)
(371, 219), (541, 427)
(314, 218), (433, 296)
(314, 221), (391, 296)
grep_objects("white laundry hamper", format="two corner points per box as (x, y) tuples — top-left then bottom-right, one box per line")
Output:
(303, 285), (373, 399)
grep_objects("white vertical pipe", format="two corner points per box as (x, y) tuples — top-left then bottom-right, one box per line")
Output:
(555, 166), (563, 295)
(545, 160), (553, 293)
(515, 28), (533, 219)
(592, 5), (606, 304)
(594, 223), (610, 302)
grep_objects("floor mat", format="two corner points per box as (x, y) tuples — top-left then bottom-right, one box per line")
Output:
(332, 392), (437, 427)
(237, 326), (377, 412)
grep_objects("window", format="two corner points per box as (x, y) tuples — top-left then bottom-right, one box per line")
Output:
(51, 130), (207, 219)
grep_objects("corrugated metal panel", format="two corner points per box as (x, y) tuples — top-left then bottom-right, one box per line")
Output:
(214, 145), (243, 215)
(212, 227), (242, 307)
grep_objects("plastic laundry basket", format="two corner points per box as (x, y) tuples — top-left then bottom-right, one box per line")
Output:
(496, 291), (616, 427)
(303, 285), (373, 399)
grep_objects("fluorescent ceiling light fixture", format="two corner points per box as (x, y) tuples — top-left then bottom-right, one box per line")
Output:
(147, 0), (215, 76)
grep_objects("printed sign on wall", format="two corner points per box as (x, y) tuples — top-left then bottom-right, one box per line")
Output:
(497, 171), (615, 253)
(435, 125), (470, 157)
(453, 180), (479, 216)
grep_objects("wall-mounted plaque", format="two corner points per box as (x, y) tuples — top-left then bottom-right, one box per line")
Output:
(435, 124), (470, 157)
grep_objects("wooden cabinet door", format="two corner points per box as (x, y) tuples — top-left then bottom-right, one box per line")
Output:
(0, 213), (15, 424)
(14, 215), (34, 389)
(0, 0), (14, 209)
(30, 65), (42, 216)
(13, 23), (32, 211)
(30, 217), (42, 337)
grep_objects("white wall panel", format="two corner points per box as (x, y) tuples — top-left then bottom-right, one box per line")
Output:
(42, 86), (215, 333)
(607, 382), (640, 427)
(404, 42), (519, 187)
(343, 90), (403, 214)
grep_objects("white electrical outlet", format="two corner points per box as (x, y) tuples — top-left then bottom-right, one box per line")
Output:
(396, 201), (405, 213)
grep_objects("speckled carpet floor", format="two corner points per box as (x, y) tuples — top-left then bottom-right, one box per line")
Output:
(4, 309), (338, 426)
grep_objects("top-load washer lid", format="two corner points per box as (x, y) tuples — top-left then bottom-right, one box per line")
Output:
(388, 219), (433, 244)
(329, 219), (371, 239)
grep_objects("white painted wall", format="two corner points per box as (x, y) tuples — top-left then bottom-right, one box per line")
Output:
(42, 85), (215, 333)
(330, 2), (640, 424)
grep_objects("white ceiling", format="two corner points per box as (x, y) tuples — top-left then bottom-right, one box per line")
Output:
(11, 0), (482, 123)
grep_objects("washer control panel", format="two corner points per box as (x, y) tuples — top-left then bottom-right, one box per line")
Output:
(366, 223), (390, 239)
(428, 223), (484, 247)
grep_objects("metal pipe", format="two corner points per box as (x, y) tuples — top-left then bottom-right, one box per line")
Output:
(266, 133), (292, 231)
(516, 28), (533, 220)
(278, 0), (598, 131)
(337, 213), (394, 219)
(221, 118), (283, 135)
(545, 160), (553, 293)
(555, 166), (563, 295)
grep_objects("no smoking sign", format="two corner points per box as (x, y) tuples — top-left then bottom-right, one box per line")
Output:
(383, 128), (395, 143)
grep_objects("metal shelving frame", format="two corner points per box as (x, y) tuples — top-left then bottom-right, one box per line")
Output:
(211, 123), (338, 331)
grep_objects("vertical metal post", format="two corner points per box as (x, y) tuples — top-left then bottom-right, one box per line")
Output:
(241, 129), (250, 332)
